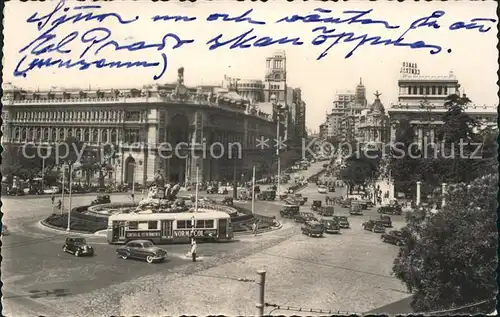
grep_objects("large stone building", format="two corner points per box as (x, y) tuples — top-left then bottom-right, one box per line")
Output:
(358, 91), (390, 146)
(1, 68), (282, 186)
(388, 62), (497, 149)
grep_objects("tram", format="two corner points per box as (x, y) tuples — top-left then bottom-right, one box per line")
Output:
(107, 211), (233, 244)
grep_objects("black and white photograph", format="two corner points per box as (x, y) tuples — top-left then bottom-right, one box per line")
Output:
(1, 0), (498, 316)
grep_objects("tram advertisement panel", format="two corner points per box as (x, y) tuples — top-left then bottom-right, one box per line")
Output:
(174, 229), (217, 238)
(125, 230), (161, 238)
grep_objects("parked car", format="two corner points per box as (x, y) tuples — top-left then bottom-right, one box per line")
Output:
(116, 240), (168, 263)
(320, 218), (340, 234)
(363, 220), (386, 233)
(91, 194), (111, 205)
(217, 187), (228, 195)
(333, 215), (350, 229)
(381, 230), (405, 246)
(349, 204), (363, 215)
(311, 200), (322, 211)
(377, 205), (402, 215)
(358, 200), (369, 209)
(62, 237), (94, 257)
(339, 199), (351, 208)
(295, 212), (318, 223)
(221, 196), (234, 206)
(317, 186), (327, 194)
(379, 215), (393, 227)
(318, 206), (334, 217)
(1, 225), (10, 236)
(258, 190), (276, 201)
(301, 221), (324, 237)
(292, 193), (308, 206)
(280, 205), (300, 218)
(7, 187), (25, 196)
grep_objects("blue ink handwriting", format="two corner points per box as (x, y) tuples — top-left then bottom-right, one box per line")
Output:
(14, 52), (168, 80)
(311, 26), (441, 60)
(206, 28), (303, 50)
(206, 9), (266, 25)
(276, 8), (400, 29)
(152, 14), (196, 22)
(26, 0), (138, 35)
(449, 18), (496, 33)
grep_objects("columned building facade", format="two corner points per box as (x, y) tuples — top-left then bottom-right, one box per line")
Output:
(358, 91), (390, 146)
(2, 76), (278, 186)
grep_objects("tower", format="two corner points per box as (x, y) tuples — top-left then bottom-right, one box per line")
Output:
(355, 77), (367, 107)
(264, 50), (287, 102)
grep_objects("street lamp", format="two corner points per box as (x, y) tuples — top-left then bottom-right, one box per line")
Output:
(195, 160), (200, 213)
(270, 94), (287, 199)
(131, 159), (143, 204)
(66, 162), (74, 231)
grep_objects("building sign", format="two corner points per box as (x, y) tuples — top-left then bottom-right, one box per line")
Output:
(125, 231), (161, 238)
(173, 229), (217, 238)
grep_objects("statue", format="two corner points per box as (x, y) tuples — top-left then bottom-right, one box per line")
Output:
(165, 183), (172, 200)
(174, 67), (188, 100)
(374, 91), (382, 99)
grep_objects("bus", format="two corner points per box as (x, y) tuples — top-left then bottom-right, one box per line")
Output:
(106, 211), (233, 244)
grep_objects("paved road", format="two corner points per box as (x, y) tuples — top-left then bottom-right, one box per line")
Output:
(2, 163), (411, 315)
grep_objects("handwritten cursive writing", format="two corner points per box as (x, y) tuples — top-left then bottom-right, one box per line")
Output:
(26, 0), (139, 34)
(311, 26), (441, 60)
(152, 14), (196, 22)
(276, 8), (400, 29)
(207, 9), (266, 25)
(14, 53), (168, 80)
(206, 28), (303, 50)
(449, 17), (496, 33)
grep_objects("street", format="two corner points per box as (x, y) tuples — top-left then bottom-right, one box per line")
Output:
(2, 161), (410, 316)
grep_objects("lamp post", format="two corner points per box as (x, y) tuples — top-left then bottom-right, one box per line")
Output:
(416, 181), (422, 206)
(66, 163), (73, 231)
(131, 159), (143, 204)
(61, 164), (66, 216)
(271, 94), (287, 199)
(195, 160), (200, 213)
(251, 165), (256, 215)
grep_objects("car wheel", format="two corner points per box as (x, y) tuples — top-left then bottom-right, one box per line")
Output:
(120, 253), (129, 260)
(75, 250), (81, 257)
(146, 256), (154, 263)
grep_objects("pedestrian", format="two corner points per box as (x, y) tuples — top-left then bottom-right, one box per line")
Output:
(191, 239), (197, 262)
(51, 195), (55, 204)
(252, 221), (258, 236)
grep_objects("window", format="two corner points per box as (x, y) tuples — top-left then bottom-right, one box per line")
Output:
(205, 220), (214, 228)
(177, 220), (186, 229)
(431, 86), (436, 95)
(419, 86), (424, 94)
(438, 86), (443, 95)
(196, 220), (205, 228)
(125, 111), (141, 121)
(148, 221), (158, 230)
(128, 221), (138, 230)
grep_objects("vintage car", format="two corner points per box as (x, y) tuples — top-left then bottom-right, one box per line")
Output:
(217, 187), (229, 195)
(379, 215), (393, 227)
(295, 212), (318, 223)
(311, 200), (322, 211)
(381, 230), (405, 246)
(258, 190), (276, 201)
(206, 186), (218, 194)
(301, 220), (324, 237)
(221, 196), (234, 206)
(339, 199), (351, 208)
(280, 205), (300, 219)
(62, 237), (94, 257)
(279, 191), (289, 200)
(333, 215), (350, 229)
(1, 225), (9, 236)
(317, 186), (327, 194)
(320, 218), (340, 234)
(91, 194), (111, 205)
(363, 220), (386, 233)
(358, 200), (370, 210)
(377, 205), (402, 215)
(116, 240), (168, 263)
(349, 204), (364, 215)
(318, 206), (334, 217)
(284, 197), (300, 206)
(292, 193), (308, 206)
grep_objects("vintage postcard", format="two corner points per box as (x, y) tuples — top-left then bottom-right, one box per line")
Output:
(1, 0), (498, 316)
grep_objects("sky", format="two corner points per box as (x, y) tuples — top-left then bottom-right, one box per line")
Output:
(3, 0), (498, 132)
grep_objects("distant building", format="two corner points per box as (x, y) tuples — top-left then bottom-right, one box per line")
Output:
(388, 62), (497, 149)
(358, 91), (390, 147)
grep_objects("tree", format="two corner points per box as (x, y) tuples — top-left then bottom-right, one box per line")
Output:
(340, 150), (380, 193)
(392, 173), (497, 313)
(78, 143), (116, 188)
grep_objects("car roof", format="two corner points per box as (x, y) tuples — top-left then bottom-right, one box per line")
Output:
(128, 239), (153, 244)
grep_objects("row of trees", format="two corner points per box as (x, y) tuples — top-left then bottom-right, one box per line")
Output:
(1, 137), (116, 188)
(390, 94), (497, 313)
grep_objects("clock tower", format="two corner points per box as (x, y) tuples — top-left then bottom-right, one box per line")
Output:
(264, 50), (287, 103)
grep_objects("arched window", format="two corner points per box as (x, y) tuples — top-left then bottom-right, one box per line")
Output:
(111, 129), (117, 143)
(102, 129), (108, 143)
(76, 128), (82, 140)
(92, 129), (98, 143)
(14, 127), (20, 141)
(84, 129), (90, 142)
(43, 128), (49, 141)
(68, 128), (73, 137)
(52, 129), (57, 141)
(59, 129), (64, 140)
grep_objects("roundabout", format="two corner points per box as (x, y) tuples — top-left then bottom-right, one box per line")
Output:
(2, 163), (412, 316)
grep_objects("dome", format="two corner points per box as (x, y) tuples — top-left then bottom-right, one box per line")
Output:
(370, 91), (385, 115)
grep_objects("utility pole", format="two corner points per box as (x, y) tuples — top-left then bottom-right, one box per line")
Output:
(256, 270), (266, 317)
